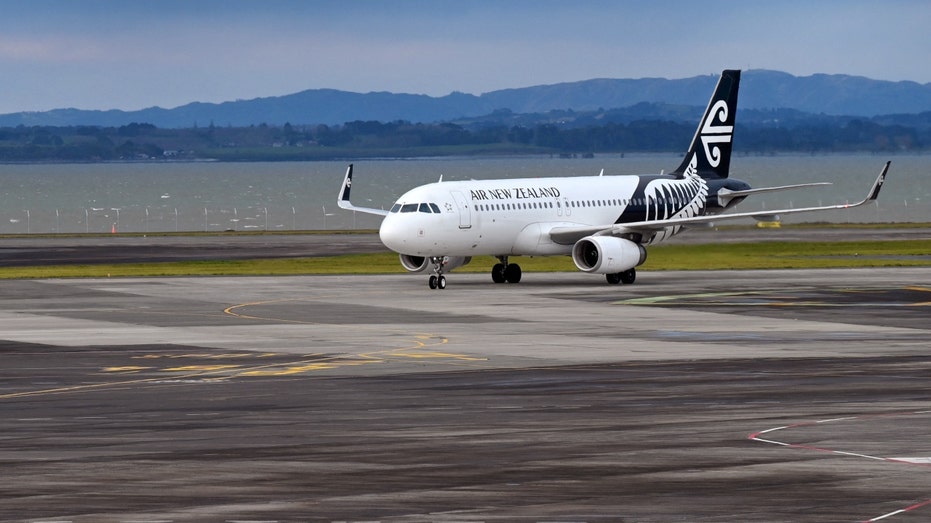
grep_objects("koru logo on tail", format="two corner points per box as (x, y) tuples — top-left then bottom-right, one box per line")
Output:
(700, 100), (733, 167)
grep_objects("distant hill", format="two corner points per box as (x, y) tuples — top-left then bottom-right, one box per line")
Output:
(3, 70), (931, 128)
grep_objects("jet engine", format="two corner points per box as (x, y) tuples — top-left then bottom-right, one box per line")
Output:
(398, 254), (472, 274)
(571, 236), (647, 274)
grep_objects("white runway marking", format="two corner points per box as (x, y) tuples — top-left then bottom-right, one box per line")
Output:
(749, 410), (931, 522)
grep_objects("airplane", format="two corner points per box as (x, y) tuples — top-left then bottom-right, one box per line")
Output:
(337, 69), (890, 289)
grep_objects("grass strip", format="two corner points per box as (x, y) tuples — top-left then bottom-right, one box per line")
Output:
(0, 239), (929, 279)
(643, 240), (931, 270)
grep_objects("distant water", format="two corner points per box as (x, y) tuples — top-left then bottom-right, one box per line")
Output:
(0, 153), (927, 234)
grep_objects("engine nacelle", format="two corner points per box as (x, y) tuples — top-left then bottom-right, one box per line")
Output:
(398, 254), (471, 274)
(571, 236), (647, 274)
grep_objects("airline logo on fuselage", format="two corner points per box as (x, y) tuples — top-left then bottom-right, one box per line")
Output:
(700, 100), (733, 168)
(470, 186), (561, 201)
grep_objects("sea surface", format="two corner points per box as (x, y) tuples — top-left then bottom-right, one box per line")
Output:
(0, 153), (927, 234)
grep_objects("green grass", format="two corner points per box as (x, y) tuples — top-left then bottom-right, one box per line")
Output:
(1, 239), (929, 279)
(643, 240), (931, 270)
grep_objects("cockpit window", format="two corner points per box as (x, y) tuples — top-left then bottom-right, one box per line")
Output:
(394, 202), (442, 214)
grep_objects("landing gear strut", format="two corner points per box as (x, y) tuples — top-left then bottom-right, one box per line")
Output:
(428, 256), (448, 290)
(491, 256), (522, 284)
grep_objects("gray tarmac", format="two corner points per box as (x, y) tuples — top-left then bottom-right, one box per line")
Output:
(0, 225), (928, 266)
(0, 232), (930, 522)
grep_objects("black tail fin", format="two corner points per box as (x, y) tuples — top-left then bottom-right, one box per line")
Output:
(671, 69), (741, 179)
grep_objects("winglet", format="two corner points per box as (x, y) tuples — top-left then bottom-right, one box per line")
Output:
(337, 164), (353, 209)
(863, 161), (890, 203)
(842, 160), (889, 208)
(335, 164), (390, 216)
(339, 164), (352, 208)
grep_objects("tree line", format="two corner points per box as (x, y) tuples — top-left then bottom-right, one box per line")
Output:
(0, 118), (927, 162)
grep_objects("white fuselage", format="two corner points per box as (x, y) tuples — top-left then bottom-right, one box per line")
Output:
(378, 173), (708, 257)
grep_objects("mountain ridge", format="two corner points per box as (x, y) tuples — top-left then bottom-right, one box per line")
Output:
(3, 70), (931, 128)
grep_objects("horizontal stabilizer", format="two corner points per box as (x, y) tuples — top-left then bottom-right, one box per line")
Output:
(717, 182), (832, 206)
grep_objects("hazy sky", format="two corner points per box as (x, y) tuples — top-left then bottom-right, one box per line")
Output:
(1, 0), (928, 114)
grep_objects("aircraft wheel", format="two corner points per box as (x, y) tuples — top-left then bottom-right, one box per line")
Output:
(429, 275), (438, 289)
(438, 275), (447, 289)
(605, 273), (622, 285)
(504, 263), (522, 283)
(620, 268), (636, 284)
(491, 263), (507, 283)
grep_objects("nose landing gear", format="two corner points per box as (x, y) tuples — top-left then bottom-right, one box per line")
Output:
(428, 256), (448, 290)
(428, 273), (447, 289)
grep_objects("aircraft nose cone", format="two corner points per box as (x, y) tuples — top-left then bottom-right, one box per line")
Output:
(378, 215), (407, 253)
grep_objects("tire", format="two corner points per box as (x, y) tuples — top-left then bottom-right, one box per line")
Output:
(491, 263), (507, 283)
(620, 268), (636, 284)
(605, 273), (621, 285)
(504, 263), (522, 284)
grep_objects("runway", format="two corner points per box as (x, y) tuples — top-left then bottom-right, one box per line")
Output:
(1, 264), (930, 521)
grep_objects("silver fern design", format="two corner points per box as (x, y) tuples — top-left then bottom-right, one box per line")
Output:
(642, 154), (708, 221)
(641, 154), (708, 242)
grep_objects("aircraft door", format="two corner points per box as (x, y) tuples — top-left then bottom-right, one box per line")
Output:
(450, 190), (472, 229)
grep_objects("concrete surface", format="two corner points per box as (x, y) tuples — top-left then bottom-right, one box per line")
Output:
(0, 262), (930, 522)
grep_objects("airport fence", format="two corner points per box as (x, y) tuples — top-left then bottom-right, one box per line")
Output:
(0, 199), (925, 235)
(0, 206), (385, 235)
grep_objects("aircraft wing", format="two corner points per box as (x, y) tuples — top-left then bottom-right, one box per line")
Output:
(337, 164), (389, 216)
(550, 161), (890, 245)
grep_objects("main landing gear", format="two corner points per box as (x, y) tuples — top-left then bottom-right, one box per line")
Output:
(428, 256), (448, 290)
(605, 268), (636, 285)
(491, 256), (522, 284)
